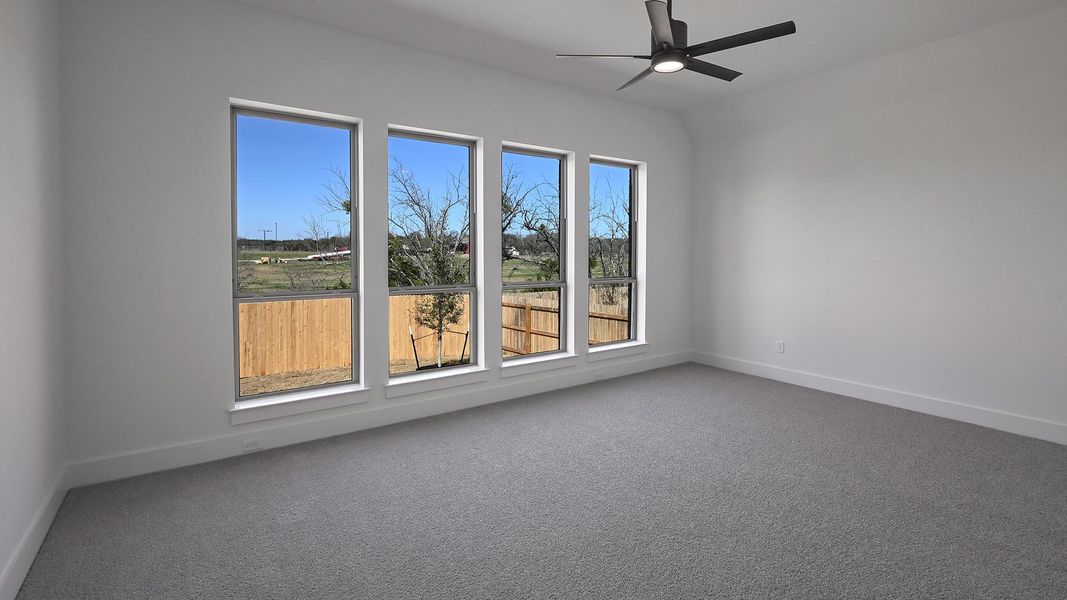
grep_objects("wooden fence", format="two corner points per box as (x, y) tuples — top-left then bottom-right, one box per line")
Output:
(588, 307), (631, 346)
(238, 290), (630, 377)
(587, 284), (632, 346)
(388, 294), (472, 371)
(500, 290), (630, 356)
(238, 298), (352, 378)
(502, 292), (561, 356)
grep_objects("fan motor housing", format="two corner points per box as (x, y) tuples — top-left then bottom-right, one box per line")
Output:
(651, 19), (688, 52)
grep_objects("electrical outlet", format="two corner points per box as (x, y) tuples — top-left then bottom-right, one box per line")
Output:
(241, 439), (261, 453)
(776, 340), (785, 353)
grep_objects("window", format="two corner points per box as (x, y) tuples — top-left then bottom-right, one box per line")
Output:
(501, 149), (565, 359)
(588, 161), (636, 346)
(232, 109), (358, 398)
(388, 132), (476, 376)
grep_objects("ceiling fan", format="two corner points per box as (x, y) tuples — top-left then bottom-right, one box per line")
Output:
(557, 0), (796, 91)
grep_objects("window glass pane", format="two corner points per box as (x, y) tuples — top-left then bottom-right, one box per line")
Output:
(502, 152), (562, 283)
(589, 283), (631, 345)
(389, 292), (472, 376)
(589, 163), (632, 279)
(238, 298), (352, 396)
(235, 114), (352, 295)
(502, 288), (561, 358)
(388, 135), (471, 287)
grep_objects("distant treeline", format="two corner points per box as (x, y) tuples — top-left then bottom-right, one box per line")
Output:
(237, 235), (350, 253)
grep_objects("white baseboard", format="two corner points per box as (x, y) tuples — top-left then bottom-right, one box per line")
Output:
(694, 352), (1067, 446)
(66, 351), (694, 488)
(0, 469), (67, 600)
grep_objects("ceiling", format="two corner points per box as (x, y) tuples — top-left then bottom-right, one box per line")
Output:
(233, 0), (1067, 113)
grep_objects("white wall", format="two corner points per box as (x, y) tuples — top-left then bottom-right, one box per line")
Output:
(685, 6), (1067, 443)
(59, 0), (694, 484)
(0, 0), (66, 597)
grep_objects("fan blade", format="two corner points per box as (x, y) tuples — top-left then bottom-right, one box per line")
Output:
(685, 58), (742, 82)
(645, 1), (675, 49)
(557, 54), (652, 59)
(616, 66), (654, 91)
(687, 21), (796, 57)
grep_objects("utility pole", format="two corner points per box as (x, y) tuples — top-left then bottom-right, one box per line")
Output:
(259, 228), (272, 252)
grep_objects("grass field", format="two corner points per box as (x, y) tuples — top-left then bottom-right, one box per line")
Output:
(502, 256), (629, 280)
(239, 252), (555, 290)
(237, 253), (595, 293)
(238, 250), (317, 261)
(502, 257), (558, 282)
(238, 250), (351, 294)
(589, 262), (630, 279)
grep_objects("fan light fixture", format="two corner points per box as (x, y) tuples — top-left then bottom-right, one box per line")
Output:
(652, 53), (685, 73)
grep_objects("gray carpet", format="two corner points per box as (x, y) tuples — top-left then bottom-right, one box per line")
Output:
(18, 364), (1067, 599)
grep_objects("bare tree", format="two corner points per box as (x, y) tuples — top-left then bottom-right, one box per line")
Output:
(302, 212), (329, 255)
(236, 261), (257, 291)
(519, 184), (561, 280)
(388, 157), (470, 287)
(589, 175), (631, 305)
(317, 165), (353, 252)
(501, 160), (561, 281)
(281, 212), (347, 291)
(501, 163), (542, 258)
(388, 157), (471, 369)
(318, 165), (352, 216)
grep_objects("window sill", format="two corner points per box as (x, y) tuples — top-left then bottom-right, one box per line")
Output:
(386, 365), (489, 399)
(587, 340), (648, 362)
(501, 352), (578, 378)
(230, 383), (371, 425)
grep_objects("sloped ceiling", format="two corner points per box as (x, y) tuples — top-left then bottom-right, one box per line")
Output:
(233, 0), (1067, 113)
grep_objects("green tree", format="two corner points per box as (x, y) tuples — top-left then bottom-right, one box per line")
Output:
(413, 292), (465, 368)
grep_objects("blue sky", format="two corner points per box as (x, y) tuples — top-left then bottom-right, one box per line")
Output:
(502, 150), (561, 237)
(237, 113), (629, 241)
(388, 135), (469, 198)
(235, 114), (351, 240)
(589, 162), (632, 238)
(388, 135), (471, 236)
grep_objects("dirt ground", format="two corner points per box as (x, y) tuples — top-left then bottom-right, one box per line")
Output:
(239, 366), (352, 396)
(389, 358), (470, 377)
(239, 359), (473, 396)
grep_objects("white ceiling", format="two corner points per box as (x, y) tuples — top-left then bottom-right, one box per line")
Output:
(233, 0), (1067, 113)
